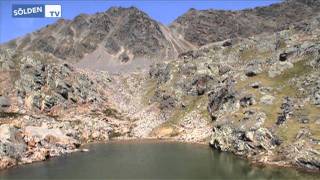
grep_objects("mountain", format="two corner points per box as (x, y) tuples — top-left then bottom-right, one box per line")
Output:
(3, 7), (193, 64)
(3, 0), (320, 66)
(170, 0), (320, 46)
(1, 1), (320, 172)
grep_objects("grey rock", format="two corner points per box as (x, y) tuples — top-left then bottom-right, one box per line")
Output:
(149, 63), (171, 84)
(105, 37), (120, 54)
(43, 96), (58, 111)
(249, 82), (261, 89)
(152, 89), (176, 110)
(260, 95), (275, 105)
(191, 74), (216, 96)
(240, 95), (256, 107)
(268, 61), (294, 78)
(245, 62), (262, 77)
(297, 114), (310, 124)
(180, 63), (197, 76)
(0, 97), (10, 108)
(210, 124), (278, 156)
(0, 124), (26, 159)
(276, 97), (294, 125)
(30, 93), (42, 110)
(208, 79), (238, 120)
(55, 80), (72, 100)
(295, 150), (320, 171)
(119, 52), (130, 63)
(178, 50), (202, 60)
(279, 52), (288, 61)
(218, 65), (232, 76)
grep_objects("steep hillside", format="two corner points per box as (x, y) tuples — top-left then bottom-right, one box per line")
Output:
(1, 1), (320, 173)
(170, 0), (320, 46)
(0, 49), (131, 169)
(144, 21), (320, 171)
(3, 7), (193, 64)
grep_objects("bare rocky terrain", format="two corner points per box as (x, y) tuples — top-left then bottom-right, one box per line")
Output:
(171, 0), (320, 46)
(2, 7), (194, 65)
(0, 0), (320, 173)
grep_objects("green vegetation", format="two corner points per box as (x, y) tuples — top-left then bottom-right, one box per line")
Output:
(239, 48), (272, 61)
(272, 59), (313, 85)
(166, 95), (209, 125)
(142, 79), (157, 105)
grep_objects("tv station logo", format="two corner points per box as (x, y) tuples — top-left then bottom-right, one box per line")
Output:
(12, 4), (61, 18)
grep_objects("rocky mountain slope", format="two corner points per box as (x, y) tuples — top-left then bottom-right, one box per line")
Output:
(144, 17), (320, 171)
(170, 0), (320, 46)
(0, 49), (133, 169)
(1, 0), (320, 173)
(2, 7), (193, 64)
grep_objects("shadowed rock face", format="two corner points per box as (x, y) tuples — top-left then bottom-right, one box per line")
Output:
(170, 0), (320, 46)
(4, 7), (193, 63)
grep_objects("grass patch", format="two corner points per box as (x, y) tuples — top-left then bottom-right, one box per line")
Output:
(276, 120), (303, 144)
(235, 59), (315, 127)
(239, 48), (272, 61)
(166, 95), (209, 126)
(272, 60), (312, 84)
(142, 79), (157, 105)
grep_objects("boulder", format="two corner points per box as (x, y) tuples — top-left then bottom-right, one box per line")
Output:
(295, 150), (320, 171)
(0, 156), (16, 170)
(312, 89), (320, 105)
(0, 96), (10, 108)
(208, 80), (238, 120)
(260, 95), (275, 105)
(0, 124), (26, 159)
(210, 124), (278, 156)
(149, 63), (171, 84)
(43, 95), (58, 111)
(26, 92), (42, 110)
(55, 80), (72, 100)
(218, 65), (232, 76)
(245, 62), (262, 77)
(152, 89), (177, 110)
(240, 95), (256, 107)
(119, 52), (130, 63)
(279, 52), (288, 61)
(276, 97), (294, 125)
(24, 126), (78, 146)
(222, 40), (232, 47)
(249, 82), (261, 89)
(192, 74), (216, 96)
(268, 61), (294, 78)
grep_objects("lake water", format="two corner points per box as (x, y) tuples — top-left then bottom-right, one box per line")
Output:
(0, 141), (318, 179)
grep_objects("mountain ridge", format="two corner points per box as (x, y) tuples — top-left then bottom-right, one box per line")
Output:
(170, 0), (320, 46)
(3, 0), (320, 67)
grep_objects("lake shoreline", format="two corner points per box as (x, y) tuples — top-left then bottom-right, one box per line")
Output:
(1, 139), (319, 179)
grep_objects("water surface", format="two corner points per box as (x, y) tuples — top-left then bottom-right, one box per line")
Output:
(0, 141), (318, 179)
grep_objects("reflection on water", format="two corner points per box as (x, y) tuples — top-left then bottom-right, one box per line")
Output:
(0, 141), (318, 179)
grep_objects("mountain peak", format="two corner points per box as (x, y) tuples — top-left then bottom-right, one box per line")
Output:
(3, 6), (192, 68)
